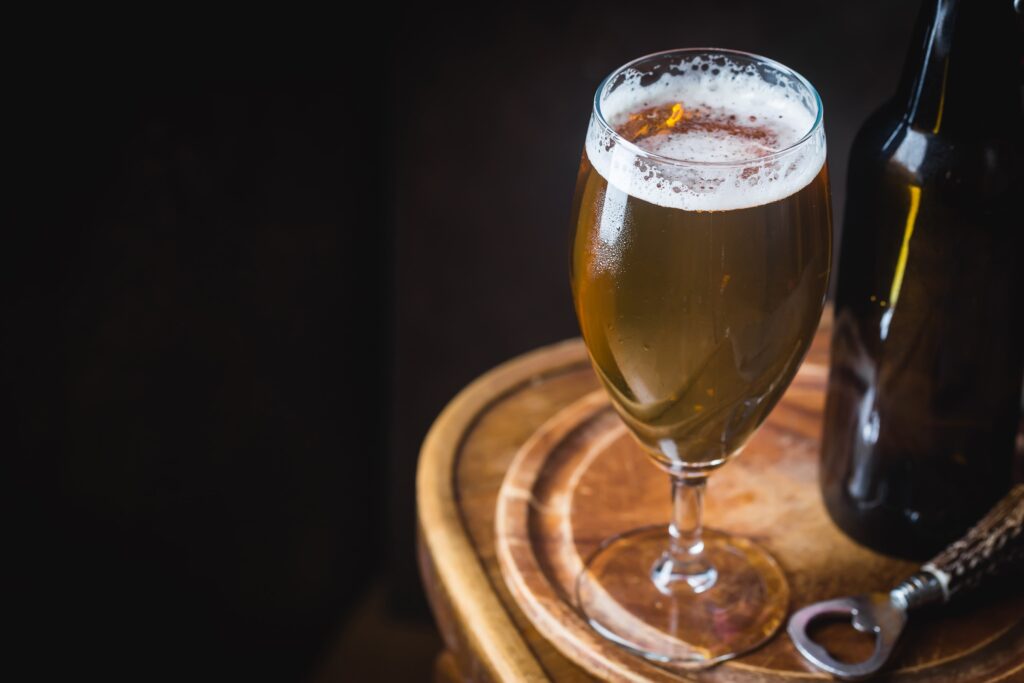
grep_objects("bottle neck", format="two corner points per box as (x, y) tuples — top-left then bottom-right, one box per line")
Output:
(896, 0), (1022, 136)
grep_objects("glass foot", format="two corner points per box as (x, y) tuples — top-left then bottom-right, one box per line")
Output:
(575, 525), (789, 669)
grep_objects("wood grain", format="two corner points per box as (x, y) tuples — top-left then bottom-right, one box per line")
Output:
(495, 384), (1024, 681)
(418, 312), (1024, 682)
(418, 339), (596, 682)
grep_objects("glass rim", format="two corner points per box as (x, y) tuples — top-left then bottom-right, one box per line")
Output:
(592, 47), (825, 168)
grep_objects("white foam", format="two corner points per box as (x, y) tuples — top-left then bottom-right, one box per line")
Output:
(586, 57), (825, 212)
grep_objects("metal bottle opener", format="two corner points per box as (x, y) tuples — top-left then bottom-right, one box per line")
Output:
(787, 483), (1024, 680)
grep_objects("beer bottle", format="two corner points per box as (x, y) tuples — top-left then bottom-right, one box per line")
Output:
(821, 0), (1024, 559)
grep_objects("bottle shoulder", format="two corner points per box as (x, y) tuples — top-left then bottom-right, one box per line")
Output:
(851, 98), (1023, 160)
(851, 103), (904, 149)
(846, 105), (1023, 204)
(845, 104), (910, 179)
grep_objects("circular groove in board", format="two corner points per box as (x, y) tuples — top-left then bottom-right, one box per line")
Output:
(495, 371), (1024, 682)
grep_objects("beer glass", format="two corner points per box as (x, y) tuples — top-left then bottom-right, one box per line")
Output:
(570, 48), (831, 667)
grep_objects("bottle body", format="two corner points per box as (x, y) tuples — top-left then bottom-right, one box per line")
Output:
(821, 0), (1024, 559)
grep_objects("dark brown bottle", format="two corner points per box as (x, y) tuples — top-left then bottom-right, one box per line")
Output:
(821, 0), (1024, 559)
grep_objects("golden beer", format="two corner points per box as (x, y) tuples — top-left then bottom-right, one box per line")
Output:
(571, 77), (832, 472)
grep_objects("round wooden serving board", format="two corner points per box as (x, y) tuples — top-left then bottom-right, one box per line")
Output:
(495, 346), (1024, 681)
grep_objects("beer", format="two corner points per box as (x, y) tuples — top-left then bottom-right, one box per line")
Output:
(820, 0), (1024, 559)
(571, 61), (832, 472)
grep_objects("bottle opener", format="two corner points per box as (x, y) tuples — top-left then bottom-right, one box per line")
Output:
(787, 484), (1024, 680)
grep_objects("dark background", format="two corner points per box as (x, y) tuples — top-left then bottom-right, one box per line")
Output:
(9, 2), (920, 681)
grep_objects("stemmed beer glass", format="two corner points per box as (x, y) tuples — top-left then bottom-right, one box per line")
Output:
(569, 48), (831, 667)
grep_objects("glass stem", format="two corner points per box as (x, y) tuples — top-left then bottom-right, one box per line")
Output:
(651, 475), (718, 594)
(671, 475), (707, 556)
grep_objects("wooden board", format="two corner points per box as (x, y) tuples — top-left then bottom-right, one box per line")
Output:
(417, 314), (1024, 682)
(494, 346), (1024, 681)
(418, 338), (601, 682)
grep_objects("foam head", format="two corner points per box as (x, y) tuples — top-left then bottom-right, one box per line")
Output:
(586, 54), (825, 212)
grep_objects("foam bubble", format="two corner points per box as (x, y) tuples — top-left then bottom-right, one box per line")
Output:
(586, 57), (825, 212)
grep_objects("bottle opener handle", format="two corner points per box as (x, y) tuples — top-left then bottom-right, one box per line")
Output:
(921, 483), (1024, 601)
